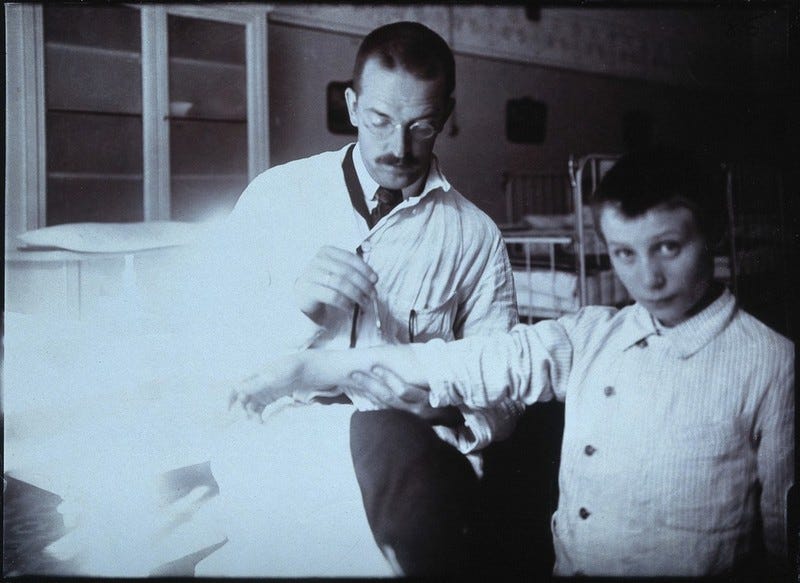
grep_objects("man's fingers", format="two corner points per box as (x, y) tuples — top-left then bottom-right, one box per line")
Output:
(309, 249), (377, 296)
(304, 277), (372, 312)
(371, 365), (428, 404)
(350, 370), (394, 403)
(317, 246), (378, 282)
(294, 246), (379, 323)
(348, 369), (430, 417)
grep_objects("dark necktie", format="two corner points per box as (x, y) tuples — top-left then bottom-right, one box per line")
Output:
(369, 187), (403, 228)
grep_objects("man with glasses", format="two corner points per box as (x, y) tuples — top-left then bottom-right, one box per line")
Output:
(198, 21), (519, 577)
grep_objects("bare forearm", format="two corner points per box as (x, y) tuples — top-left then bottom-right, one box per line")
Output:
(299, 344), (429, 390)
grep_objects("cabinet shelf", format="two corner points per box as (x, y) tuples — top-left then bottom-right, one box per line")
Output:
(169, 55), (245, 71)
(167, 116), (246, 124)
(172, 173), (246, 180)
(48, 108), (142, 119)
(48, 172), (143, 180)
(46, 41), (140, 61)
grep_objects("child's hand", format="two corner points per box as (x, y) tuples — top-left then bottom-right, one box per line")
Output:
(227, 354), (306, 422)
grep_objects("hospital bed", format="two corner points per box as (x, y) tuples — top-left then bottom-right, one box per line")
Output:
(500, 155), (630, 321)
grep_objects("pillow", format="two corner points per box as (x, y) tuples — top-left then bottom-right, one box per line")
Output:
(17, 221), (202, 253)
(522, 208), (595, 231)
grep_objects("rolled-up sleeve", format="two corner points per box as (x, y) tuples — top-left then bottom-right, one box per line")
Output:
(411, 317), (577, 411)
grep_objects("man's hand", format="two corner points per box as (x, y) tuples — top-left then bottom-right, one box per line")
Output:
(294, 246), (378, 327)
(347, 366), (462, 427)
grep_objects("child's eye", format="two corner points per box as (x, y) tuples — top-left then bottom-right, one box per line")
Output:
(658, 241), (681, 257)
(612, 248), (634, 263)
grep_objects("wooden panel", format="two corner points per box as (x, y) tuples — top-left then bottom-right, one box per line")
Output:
(45, 44), (142, 114)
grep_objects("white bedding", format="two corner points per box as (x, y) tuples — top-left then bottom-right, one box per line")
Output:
(512, 268), (629, 314)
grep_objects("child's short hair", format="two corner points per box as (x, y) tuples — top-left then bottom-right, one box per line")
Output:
(592, 146), (725, 245)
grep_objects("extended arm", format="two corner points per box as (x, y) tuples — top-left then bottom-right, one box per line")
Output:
(229, 344), (425, 418)
(231, 314), (582, 418)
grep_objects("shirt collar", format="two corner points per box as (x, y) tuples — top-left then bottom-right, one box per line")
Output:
(619, 288), (737, 358)
(352, 142), (451, 207)
(618, 303), (660, 352)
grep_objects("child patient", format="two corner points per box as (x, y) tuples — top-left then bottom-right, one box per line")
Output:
(231, 147), (794, 577)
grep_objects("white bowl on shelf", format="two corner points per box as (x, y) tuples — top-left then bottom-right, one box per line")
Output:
(169, 101), (193, 117)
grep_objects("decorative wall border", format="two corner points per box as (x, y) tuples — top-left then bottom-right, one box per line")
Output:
(266, 5), (732, 88)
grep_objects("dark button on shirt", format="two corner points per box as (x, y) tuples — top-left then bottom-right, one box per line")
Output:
(579, 507), (591, 519)
(584, 445), (597, 456)
(603, 386), (615, 397)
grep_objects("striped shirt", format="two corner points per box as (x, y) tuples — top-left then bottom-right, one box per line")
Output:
(412, 289), (794, 576)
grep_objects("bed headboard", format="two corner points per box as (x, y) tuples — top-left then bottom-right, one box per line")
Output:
(502, 172), (572, 223)
(503, 155), (620, 224)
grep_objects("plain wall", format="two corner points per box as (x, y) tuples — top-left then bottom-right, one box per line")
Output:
(267, 21), (786, 222)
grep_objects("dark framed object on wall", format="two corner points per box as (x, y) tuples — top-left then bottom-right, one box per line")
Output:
(506, 97), (547, 144)
(327, 80), (357, 135)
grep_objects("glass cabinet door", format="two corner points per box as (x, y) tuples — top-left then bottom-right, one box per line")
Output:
(167, 15), (249, 222)
(8, 4), (267, 237)
(43, 5), (144, 225)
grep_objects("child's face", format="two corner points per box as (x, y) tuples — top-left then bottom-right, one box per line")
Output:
(600, 203), (714, 327)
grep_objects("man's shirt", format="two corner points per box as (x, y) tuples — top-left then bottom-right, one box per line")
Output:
(200, 144), (521, 453)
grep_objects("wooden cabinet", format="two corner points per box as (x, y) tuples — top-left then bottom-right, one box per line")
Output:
(166, 14), (249, 222)
(43, 5), (145, 224)
(6, 4), (269, 240)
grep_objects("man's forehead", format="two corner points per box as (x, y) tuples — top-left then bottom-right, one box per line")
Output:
(358, 59), (445, 95)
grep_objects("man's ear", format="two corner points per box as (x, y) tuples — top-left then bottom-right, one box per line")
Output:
(440, 96), (455, 127)
(344, 87), (359, 128)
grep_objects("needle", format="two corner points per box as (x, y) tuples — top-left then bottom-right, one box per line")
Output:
(356, 245), (381, 333)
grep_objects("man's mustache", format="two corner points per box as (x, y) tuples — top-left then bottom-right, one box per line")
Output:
(376, 154), (419, 167)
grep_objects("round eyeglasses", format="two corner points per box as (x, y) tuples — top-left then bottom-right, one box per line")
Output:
(362, 116), (440, 141)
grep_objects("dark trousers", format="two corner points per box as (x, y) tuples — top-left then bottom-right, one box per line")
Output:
(350, 404), (564, 579)
(350, 409), (480, 576)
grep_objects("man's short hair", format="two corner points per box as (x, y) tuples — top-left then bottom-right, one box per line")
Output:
(352, 21), (455, 98)
(592, 146), (726, 244)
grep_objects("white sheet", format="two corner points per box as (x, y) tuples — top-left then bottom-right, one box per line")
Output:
(512, 268), (629, 314)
